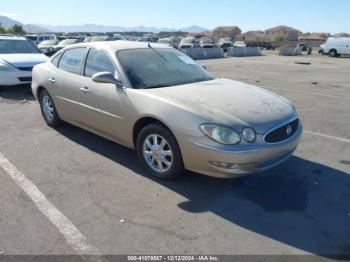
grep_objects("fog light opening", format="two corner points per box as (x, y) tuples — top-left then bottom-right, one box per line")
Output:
(209, 161), (237, 169)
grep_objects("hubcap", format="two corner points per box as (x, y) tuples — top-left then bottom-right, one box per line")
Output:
(143, 134), (173, 173)
(42, 95), (54, 122)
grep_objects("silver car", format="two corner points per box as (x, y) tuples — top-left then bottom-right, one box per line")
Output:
(32, 41), (302, 179)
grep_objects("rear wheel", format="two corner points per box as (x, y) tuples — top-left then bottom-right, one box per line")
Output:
(136, 124), (184, 179)
(329, 49), (338, 57)
(39, 89), (62, 127)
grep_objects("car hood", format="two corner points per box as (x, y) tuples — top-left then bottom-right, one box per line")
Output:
(0, 53), (48, 68)
(143, 78), (296, 134)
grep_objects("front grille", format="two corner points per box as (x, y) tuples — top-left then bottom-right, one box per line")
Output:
(18, 77), (32, 82)
(264, 119), (299, 143)
(17, 67), (33, 71)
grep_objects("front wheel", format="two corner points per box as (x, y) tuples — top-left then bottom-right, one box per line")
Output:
(39, 89), (62, 127)
(136, 124), (184, 179)
(329, 49), (338, 57)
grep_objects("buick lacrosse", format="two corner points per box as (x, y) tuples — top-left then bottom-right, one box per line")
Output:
(32, 41), (302, 179)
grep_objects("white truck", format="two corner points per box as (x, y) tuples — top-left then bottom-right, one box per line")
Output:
(322, 37), (350, 57)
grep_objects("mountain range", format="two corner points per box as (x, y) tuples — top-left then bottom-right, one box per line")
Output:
(0, 16), (209, 33)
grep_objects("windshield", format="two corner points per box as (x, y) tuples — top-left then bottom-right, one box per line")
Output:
(117, 48), (214, 89)
(182, 38), (194, 43)
(221, 38), (232, 42)
(0, 39), (40, 54)
(201, 38), (214, 44)
(59, 39), (77, 45)
(91, 36), (108, 42)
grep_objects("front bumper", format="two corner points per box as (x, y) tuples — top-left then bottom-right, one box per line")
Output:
(0, 71), (32, 86)
(177, 124), (303, 178)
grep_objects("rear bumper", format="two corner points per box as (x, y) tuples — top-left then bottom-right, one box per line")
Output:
(177, 124), (303, 178)
(0, 71), (32, 86)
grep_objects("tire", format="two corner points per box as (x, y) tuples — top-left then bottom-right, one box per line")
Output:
(136, 124), (184, 179)
(39, 89), (62, 127)
(329, 49), (337, 57)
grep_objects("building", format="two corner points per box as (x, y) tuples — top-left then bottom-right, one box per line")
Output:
(265, 25), (300, 41)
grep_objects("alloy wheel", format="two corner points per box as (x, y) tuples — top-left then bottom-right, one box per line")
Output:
(143, 134), (173, 173)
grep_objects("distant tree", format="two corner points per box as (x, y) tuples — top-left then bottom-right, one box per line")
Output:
(8, 24), (26, 35)
(213, 26), (241, 40)
(0, 23), (6, 34)
(273, 33), (285, 42)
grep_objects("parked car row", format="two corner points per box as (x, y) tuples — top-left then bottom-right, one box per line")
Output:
(22, 32), (251, 57)
(176, 36), (245, 51)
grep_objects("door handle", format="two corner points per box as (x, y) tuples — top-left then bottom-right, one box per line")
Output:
(48, 77), (56, 83)
(80, 86), (90, 93)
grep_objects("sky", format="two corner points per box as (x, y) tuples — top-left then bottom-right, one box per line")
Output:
(1, 0), (349, 33)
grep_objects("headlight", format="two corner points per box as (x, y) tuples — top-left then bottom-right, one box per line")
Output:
(200, 124), (241, 145)
(242, 127), (256, 143)
(0, 61), (14, 72)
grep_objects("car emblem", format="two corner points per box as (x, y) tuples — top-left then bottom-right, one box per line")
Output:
(286, 125), (292, 136)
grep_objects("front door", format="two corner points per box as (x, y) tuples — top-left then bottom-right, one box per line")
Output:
(78, 48), (127, 141)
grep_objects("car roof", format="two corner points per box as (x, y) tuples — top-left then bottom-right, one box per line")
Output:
(70, 40), (172, 53)
(0, 36), (27, 40)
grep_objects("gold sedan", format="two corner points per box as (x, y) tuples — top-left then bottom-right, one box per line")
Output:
(32, 41), (302, 179)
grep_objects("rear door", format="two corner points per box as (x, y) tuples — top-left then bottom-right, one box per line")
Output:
(78, 48), (127, 141)
(52, 47), (91, 125)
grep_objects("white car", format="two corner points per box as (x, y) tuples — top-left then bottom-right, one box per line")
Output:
(323, 37), (350, 57)
(0, 36), (48, 86)
(233, 41), (247, 48)
(53, 39), (82, 52)
(199, 37), (215, 48)
(219, 37), (234, 52)
(179, 37), (196, 49)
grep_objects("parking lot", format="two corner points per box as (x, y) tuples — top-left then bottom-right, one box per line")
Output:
(0, 53), (350, 258)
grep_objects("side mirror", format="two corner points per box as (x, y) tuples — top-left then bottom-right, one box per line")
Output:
(92, 72), (124, 87)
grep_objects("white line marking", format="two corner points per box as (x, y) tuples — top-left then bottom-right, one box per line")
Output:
(0, 152), (105, 261)
(304, 130), (350, 144)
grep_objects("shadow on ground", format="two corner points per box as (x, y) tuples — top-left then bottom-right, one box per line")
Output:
(56, 123), (350, 257)
(0, 85), (34, 102)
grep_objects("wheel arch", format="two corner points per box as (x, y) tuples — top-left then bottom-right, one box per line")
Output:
(329, 48), (338, 57)
(36, 86), (46, 99)
(132, 116), (177, 149)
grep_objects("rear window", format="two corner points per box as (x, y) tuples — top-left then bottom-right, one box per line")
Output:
(58, 48), (87, 75)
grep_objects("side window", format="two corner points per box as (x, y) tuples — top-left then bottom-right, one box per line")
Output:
(84, 48), (115, 78)
(58, 48), (87, 75)
(51, 51), (63, 67)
